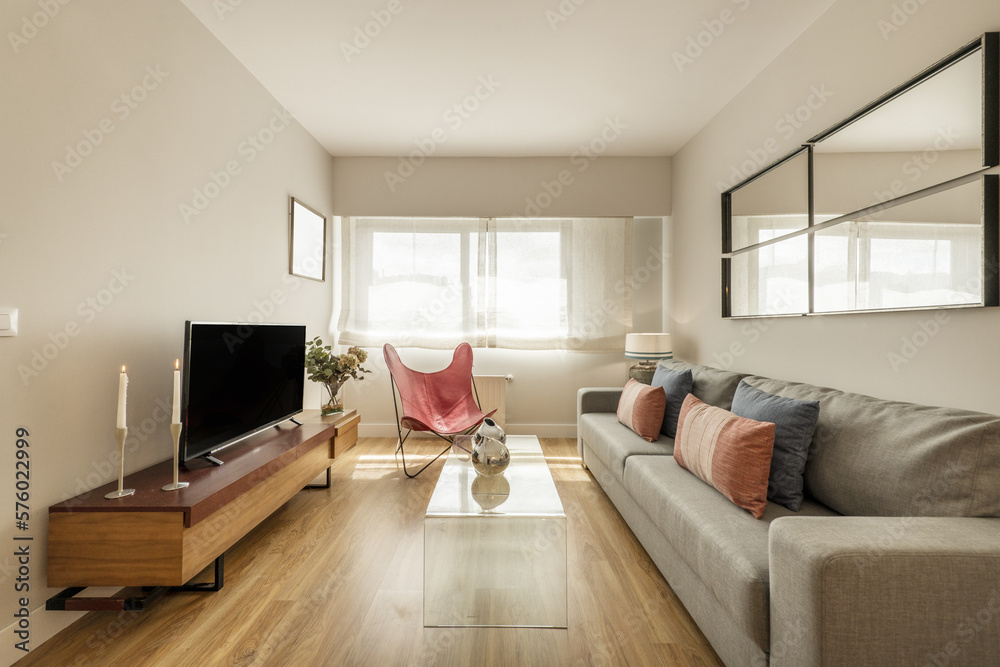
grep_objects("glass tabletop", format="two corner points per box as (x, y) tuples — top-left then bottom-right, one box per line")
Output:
(425, 435), (565, 517)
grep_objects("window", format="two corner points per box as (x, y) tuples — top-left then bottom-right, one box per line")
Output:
(338, 217), (633, 350)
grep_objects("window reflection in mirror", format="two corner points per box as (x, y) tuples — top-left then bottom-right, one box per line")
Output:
(729, 149), (809, 252)
(813, 49), (985, 216)
(730, 234), (809, 317)
(813, 179), (984, 312)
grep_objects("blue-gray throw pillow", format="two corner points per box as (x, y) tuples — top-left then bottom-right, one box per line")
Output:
(651, 366), (693, 438)
(730, 380), (820, 511)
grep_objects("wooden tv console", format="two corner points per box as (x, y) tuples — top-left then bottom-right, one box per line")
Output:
(47, 409), (359, 606)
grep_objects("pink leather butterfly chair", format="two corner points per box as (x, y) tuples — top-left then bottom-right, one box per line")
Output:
(383, 342), (496, 478)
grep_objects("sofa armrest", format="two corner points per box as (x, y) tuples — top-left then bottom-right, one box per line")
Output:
(769, 516), (1000, 667)
(576, 387), (623, 463)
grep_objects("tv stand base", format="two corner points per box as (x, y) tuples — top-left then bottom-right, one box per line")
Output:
(45, 555), (225, 612)
(47, 410), (360, 602)
(202, 454), (224, 466)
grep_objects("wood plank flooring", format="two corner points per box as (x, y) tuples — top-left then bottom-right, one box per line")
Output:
(19, 438), (724, 666)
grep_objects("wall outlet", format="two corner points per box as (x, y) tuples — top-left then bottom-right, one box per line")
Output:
(0, 308), (18, 336)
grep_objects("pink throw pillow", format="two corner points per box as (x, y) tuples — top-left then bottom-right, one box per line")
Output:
(617, 379), (666, 443)
(674, 394), (776, 519)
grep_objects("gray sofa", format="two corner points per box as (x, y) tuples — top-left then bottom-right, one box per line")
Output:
(578, 360), (1000, 667)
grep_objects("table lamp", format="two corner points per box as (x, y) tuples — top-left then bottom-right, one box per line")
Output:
(625, 333), (673, 384)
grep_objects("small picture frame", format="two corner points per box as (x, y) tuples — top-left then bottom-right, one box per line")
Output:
(289, 196), (327, 282)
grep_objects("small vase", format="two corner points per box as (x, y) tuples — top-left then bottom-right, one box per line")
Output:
(321, 381), (345, 416)
(474, 418), (506, 447)
(471, 435), (510, 477)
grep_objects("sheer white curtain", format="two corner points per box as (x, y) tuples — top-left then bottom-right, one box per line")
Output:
(338, 217), (632, 350)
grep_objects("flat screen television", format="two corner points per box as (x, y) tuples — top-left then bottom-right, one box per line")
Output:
(181, 321), (305, 464)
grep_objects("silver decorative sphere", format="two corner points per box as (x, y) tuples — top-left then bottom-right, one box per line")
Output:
(474, 418), (506, 447)
(471, 435), (510, 477)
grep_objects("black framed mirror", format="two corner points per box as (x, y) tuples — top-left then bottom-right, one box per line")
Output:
(723, 147), (810, 317)
(722, 32), (999, 318)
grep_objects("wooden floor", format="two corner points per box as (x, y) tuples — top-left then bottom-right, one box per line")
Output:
(19, 438), (724, 667)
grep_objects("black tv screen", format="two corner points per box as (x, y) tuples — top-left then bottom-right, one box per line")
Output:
(181, 321), (305, 463)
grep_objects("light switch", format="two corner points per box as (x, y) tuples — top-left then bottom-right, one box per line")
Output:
(0, 308), (18, 336)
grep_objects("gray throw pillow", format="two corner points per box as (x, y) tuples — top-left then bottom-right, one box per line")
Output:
(651, 366), (693, 439)
(731, 380), (820, 511)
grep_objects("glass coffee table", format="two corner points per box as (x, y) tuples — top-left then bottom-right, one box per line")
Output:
(424, 435), (567, 628)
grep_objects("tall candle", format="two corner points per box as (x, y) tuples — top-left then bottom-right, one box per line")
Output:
(172, 359), (181, 423)
(117, 366), (128, 429)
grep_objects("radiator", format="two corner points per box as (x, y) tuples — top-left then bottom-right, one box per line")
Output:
(474, 375), (509, 428)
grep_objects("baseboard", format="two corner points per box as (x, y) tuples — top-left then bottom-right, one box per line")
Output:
(359, 423), (577, 439)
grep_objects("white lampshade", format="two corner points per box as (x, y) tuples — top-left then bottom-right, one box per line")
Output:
(624, 333), (673, 361)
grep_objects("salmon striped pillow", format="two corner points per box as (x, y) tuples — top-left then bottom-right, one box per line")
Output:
(617, 379), (667, 442)
(674, 394), (776, 519)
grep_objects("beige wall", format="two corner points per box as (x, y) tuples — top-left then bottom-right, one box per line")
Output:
(0, 1), (335, 661)
(329, 156), (671, 436)
(671, 0), (1000, 412)
(332, 156), (670, 217)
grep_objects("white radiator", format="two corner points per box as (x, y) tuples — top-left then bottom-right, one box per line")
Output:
(474, 375), (509, 428)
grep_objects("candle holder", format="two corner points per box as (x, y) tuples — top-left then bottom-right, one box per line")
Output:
(162, 423), (189, 491)
(105, 427), (136, 499)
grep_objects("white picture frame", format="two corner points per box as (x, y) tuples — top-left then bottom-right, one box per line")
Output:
(289, 197), (327, 282)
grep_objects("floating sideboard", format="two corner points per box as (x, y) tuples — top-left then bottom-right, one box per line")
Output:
(47, 409), (360, 594)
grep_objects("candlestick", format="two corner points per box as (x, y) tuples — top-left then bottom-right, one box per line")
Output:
(105, 427), (135, 499)
(172, 359), (181, 423)
(162, 423), (189, 491)
(116, 366), (128, 429)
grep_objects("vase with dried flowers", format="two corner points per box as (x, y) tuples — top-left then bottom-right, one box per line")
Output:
(305, 337), (371, 416)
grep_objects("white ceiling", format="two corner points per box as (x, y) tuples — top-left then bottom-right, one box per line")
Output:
(180, 0), (836, 157)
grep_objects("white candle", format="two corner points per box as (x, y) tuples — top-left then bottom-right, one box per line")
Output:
(117, 366), (128, 429)
(172, 359), (181, 423)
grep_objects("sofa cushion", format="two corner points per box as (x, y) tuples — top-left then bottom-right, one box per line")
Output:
(675, 394), (776, 519)
(651, 366), (692, 438)
(744, 376), (1000, 518)
(731, 380), (820, 512)
(580, 413), (671, 481)
(657, 360), (748, 410)
(623, 454), (839, 651)
(617, 379), (666, 442)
